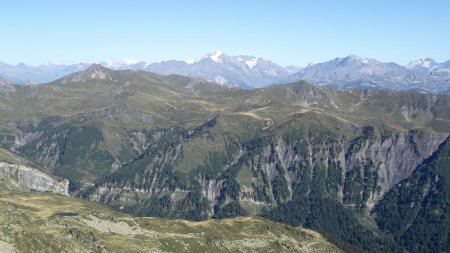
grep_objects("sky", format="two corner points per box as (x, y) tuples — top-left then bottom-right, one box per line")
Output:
(1, 0), (450, 67)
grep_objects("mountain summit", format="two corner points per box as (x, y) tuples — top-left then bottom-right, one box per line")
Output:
(405, 58), (437, 72)
(143, 51), (291, 88)
(202, 50), (224, 63)
(289, 54), (405, 85)
(60, 64), (113, 83)
(339, 55), (381, 65)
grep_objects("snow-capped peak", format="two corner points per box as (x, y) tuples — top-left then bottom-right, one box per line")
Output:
(245, 58), (259, 68)
(104, 59), (141, 67)
(103, 60), (122, 68)
(344, 55), (378, 64)
(204, 51), (224, 63)
(123, 58), (138, 65)
(406, 58), (436, 70)
(186, 58), (198, 64)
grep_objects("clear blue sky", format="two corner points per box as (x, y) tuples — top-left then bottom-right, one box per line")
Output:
(1, 0), (449, 66)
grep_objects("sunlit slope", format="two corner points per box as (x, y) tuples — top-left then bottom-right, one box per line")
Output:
(0, 66), (448, 133)
(0, 191), (342, 253)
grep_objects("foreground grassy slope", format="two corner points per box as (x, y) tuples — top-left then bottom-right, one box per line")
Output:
(0, 191), (342, 253)
(0, 148), (31, 166)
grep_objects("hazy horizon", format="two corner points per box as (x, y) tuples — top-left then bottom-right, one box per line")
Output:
(0, 51), (448, 69)
(1, 0), (450, 66)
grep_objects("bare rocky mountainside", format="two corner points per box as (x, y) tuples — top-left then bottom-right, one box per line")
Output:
(0, 65), (448, 252)
(0, 148), (68, 195)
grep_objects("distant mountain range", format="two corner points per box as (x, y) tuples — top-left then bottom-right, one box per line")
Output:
(289, 55), (450, 93)
(1, 52), (450, 92)
(0, 61), (90, 84)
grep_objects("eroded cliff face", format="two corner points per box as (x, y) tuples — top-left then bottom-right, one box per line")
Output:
(0, 162), (69, 195)
(343, 130), (447, 208)
(224, 130), (447, 210)
(81, 122), (449, 218)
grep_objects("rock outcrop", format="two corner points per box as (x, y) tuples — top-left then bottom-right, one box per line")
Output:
(0, 162), (69, 195)
(0, 77), (15, 95)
